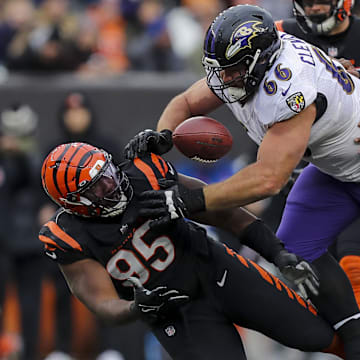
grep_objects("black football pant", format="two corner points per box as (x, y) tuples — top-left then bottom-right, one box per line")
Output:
(150, 240), (342, 360)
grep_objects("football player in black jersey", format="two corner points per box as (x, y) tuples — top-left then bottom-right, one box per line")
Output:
(276, 0), (360, 69)
(39, 142), (345, 360)
(275, 0), (360, 311)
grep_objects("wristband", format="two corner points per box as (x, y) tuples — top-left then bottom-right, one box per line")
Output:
(239, 219), (284, 263)
(178, 185), (206, 214)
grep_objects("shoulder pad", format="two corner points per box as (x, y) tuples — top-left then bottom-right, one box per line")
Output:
(132, 153), (177, 190)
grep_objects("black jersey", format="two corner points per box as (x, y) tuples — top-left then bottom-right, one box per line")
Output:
(39, 156), (344, 360)
(276, 16), (360, 68)
(39, 153), (208, 301)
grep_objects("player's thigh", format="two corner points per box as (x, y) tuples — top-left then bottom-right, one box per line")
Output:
(211, 241), (336, 352)
(277, 164), (360, 261)
(150, 297), (247, 360)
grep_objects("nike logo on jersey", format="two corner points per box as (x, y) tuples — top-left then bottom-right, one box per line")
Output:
(45, 251), (57, 260)
(217, 269), (228, 287)
(282, 83), (292, 96)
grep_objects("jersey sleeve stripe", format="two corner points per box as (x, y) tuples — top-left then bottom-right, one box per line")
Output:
(134, 158), (160, 190)
(39, 235), (66, 251)
(275, 20), (284, 32)
(46, 221), (83, 251)
(151, 153), (167, 177)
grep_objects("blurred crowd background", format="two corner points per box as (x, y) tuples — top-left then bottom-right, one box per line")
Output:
(0, 0), (296, 76)
(0, 0), (358, 360)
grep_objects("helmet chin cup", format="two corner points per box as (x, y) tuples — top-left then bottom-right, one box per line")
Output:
(228, 87), (247, 102)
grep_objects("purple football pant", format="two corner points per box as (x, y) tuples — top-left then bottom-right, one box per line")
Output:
(277, 164), (360, 262)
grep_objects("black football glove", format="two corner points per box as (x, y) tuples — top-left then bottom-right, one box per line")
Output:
(124, 129), (173, 160)
(273, 250), (320, 300)
(127, 277), (189, 323)
(138, 181), (205, 229)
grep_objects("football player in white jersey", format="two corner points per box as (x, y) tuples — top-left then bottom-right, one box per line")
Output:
(124, 4), (360, 359)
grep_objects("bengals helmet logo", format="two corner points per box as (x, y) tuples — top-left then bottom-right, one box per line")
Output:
(225, 21), (264, 60)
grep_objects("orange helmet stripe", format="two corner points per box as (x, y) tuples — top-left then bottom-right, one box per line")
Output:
(73, 148), (103, 188)
(64, 143), (92, 193)
(55, 143), (83, 196)
(42, 143), (73, 200)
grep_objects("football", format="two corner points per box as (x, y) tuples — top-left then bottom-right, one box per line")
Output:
(172, 116), (233, 162)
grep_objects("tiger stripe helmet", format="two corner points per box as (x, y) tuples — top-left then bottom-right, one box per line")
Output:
(41, 142), (133, 217)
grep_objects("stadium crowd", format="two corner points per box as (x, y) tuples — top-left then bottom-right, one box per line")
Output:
(0, 0), (294, 77)
(1, 1), (360, 360)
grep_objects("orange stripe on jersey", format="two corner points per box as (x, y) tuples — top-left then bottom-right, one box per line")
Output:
(236, 254), (249, 268)
(275, 20), (284, 32)
(223, 244), (318, 315)
(269, 273), (295, 299)
(151, 153), (166, 177)
(268, 272), (317, 314)
(134, 158), (160, 190)
(46, 221), (83, 251)
(39, 235), (66, 251)
(249, 260), (274, 285)
(224, 244), (249, 267)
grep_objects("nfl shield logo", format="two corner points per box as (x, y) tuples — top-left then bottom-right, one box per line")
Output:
(164, 325), (176, 337)
(328, 47), (338, 58)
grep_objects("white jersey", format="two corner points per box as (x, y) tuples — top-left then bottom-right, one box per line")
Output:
(208, 32), (360, 182)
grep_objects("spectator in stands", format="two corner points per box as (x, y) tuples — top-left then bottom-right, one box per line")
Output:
(79, 0), (129, 75)
(0, 103), (46, 360)
(5, 0), (93, 72)
(164, 0), (223, 74)
(0, 0), (35, 66)
(126, 0), (184, 72)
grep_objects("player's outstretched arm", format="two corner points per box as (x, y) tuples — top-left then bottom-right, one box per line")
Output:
(124, 78), (222, 160)
(139, 174), (319, 299)
(157, 77), (223, 132)
(60, 259), (189, 325)
(60, 259), (135, 324)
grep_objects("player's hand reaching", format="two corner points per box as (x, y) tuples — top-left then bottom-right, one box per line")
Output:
(138, 181), (205, 228)
(124, 129), (173, 159)
(127, 277), (189, 323)
(336, 57), (360, 78)
(274, 250), (320, 300)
